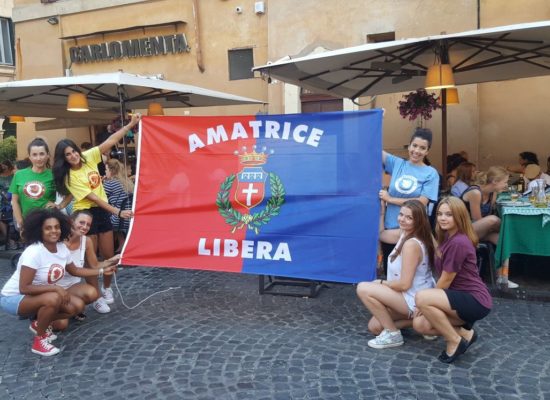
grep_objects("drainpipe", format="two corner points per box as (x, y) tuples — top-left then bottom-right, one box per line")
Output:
(192, 0), (205, 73)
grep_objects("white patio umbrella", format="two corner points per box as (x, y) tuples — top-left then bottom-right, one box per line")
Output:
(0, 71), (262, 167)
(0, 71), (262, 129)
(254, 20), (550, 176)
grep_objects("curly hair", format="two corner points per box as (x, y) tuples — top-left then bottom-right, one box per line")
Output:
(22, 208), (72, 244)
(53, 139), (86, 195)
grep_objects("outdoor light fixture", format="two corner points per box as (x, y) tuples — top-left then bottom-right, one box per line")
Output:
(9, 115), (25, 123)
(67, 92), (89, 112)
(47, 16), (59, 25)
(425, 63), (455, 90)
(147, 102), (164, 116)
(445, 88), (459, 105)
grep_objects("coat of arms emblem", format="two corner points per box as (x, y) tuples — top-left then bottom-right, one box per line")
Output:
(217, 146), (285, 234)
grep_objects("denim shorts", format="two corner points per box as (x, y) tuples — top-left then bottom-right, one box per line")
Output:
(0, 294), (25, 316)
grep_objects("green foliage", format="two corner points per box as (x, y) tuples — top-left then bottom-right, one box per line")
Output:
(0, 136), (17, 163)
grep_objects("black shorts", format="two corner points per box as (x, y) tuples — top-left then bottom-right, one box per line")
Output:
(444, 289), (491, 329)
(85, 206), (113, 235)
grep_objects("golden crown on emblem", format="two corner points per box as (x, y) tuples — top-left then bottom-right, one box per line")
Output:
(234, 146), (272, 166)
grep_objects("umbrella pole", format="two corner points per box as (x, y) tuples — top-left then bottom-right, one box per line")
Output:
(441, 88), (448, 187)
(118, 86), (129, 170)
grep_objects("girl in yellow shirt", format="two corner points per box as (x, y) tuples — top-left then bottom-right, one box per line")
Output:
(53, 114), (140, 305)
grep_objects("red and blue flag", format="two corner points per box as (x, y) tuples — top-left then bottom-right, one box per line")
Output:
(122, 110), (382, 283)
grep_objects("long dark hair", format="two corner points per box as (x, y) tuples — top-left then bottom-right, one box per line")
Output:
(53, 139), (86, 195)
(389, 200), (435, 268)
(22, 208), (72, 244)
(27, 137), (51, 169)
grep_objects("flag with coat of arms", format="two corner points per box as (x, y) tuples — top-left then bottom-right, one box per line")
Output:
(121, 110), (382, 283)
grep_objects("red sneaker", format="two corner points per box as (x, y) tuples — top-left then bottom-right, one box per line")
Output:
(29, 320), (58, 342)
(31, 334), (60, 356)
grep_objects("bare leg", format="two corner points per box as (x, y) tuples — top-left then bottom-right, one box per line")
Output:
(415, 289), (470, 355)
(98, 231), (114, 289)
(357, 281), (410, 332)
(18, 293), (63, 336)
(472, 216), (500, 245)
(67, 283), (98, 305)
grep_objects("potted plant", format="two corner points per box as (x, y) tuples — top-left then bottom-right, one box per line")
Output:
(398, 89), (440, 128)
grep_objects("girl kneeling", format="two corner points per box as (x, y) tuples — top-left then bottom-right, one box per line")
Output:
(357, 200), (435, 349)
(0, 209), (115, 356)
(413, 197), (492, 363)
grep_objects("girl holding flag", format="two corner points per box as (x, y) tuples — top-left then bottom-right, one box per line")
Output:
(53, 113), (140, 305)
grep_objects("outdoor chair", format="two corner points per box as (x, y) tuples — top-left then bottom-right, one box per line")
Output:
(476, 241), (496, 286)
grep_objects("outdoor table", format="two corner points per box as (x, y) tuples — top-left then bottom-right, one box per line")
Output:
(495, 200), (550, 268)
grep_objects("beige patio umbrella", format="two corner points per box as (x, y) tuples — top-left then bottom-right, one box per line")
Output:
(254, 20), (550, 177)
(0, 71), (262, 130)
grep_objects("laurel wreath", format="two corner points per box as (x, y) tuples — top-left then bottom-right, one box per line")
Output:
(216, 173), (285, 234)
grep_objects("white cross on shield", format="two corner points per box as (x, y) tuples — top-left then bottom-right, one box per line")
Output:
(235, 167), (267, 209)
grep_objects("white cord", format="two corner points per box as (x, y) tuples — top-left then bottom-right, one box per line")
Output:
(112, 271), (181, 310)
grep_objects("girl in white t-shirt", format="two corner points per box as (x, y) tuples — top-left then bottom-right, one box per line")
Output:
(357, 200), (435, 349)
(0, 208), (116, 357)
(57, 210), (120, 324)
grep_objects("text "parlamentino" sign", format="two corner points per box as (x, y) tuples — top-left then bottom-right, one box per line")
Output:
(69, 33), (190, 64)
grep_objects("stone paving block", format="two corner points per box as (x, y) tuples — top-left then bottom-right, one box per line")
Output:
(1, 264), (550, 399)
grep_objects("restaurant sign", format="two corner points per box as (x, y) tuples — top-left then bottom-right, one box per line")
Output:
(69, 33), (190, 64)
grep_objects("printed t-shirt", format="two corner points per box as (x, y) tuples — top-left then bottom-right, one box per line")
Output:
(8, 168), (56, 216)
(1, 242), (72, 296)
(434, 232), (492, 309)
(384, 153), (439, 229)
(66, 147), (107, 211)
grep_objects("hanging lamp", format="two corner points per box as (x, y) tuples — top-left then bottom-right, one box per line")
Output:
(67, 92), (89, 112)
(147, 102), (164, 116)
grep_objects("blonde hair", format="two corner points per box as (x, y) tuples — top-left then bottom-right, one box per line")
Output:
(472, 166), (508, 186)
(106, 159), (134, 193)
(435, 196), (478, 247)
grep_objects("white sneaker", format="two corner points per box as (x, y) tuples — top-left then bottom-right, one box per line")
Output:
(102, 287), (114, 305)
(507, 279), (519, 289)
(93, 297), (111, 313)
(497, 276), (519, 289)
(368, 329), (404, 349)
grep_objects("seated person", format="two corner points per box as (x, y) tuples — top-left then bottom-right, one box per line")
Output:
(450, 162), (476, 198)
(446, 153), (467, 189)
(461, 166), (516, 288)
(524, 163), (550, 191)
(506, 151), (538, 174)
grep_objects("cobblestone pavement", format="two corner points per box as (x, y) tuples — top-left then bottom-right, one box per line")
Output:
(1, 258), (550, 400)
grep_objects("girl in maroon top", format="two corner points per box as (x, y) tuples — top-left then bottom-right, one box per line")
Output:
(413, 196), (492, 363)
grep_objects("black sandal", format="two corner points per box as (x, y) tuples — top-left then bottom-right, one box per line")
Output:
(438, 338), (468, 363)
(74, 313), (87, 322)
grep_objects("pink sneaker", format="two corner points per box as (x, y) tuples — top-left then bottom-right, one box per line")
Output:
(31, 334), (60, 356)
(29, 320), (58, 342)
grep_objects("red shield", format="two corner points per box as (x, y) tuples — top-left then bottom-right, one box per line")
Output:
(235, 167), (267, 210)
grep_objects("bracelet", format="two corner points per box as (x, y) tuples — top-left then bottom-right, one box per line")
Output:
(98, 268), (104, 278)
(117, 208), (122, 218)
